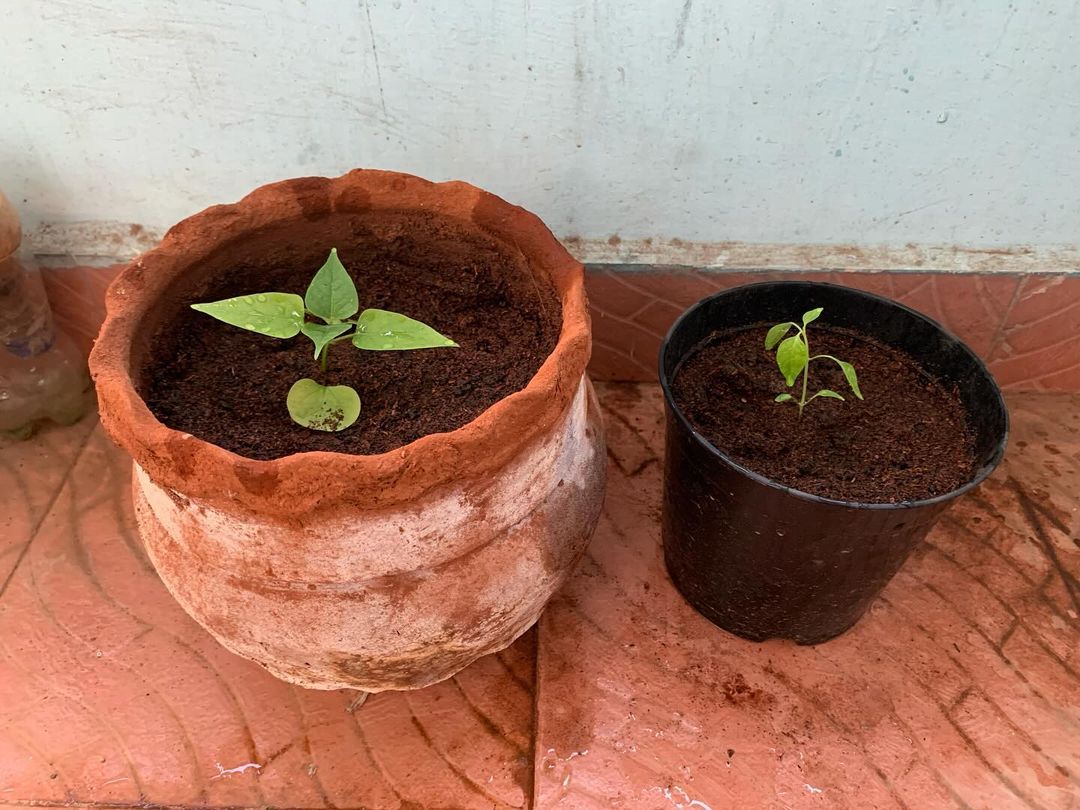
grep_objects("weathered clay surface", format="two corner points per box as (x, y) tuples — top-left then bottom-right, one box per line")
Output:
(88, 170), (606, 690)
(0, 188), (20, 259)
(135, 376), (604, 690)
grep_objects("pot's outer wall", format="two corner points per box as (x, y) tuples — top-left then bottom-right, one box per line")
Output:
(662, 408), (952, 642)
(660, 282), (1008, 644)
(135, 377), (604, 691)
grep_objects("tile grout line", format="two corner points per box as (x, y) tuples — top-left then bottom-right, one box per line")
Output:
(0, 420), (99, 599)
(528, 618), (543, 810)
(985, 274), (1029, 362)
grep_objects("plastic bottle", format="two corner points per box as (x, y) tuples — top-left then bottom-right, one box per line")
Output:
(0, 191), (90, 439)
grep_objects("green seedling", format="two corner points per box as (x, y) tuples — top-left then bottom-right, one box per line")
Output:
(191, 248), (457, 432)
(764, 307), (863, 416)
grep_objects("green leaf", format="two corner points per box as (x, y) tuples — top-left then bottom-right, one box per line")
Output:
(802, 307), (823, 325)
(190, 292), (305, 338)
(775, 393), (794, 403)
(352, 309), (458, 351)
(836, 359), (863, 399)
(300, 322), (352, 359)
(776, 335), (809, 387)
(286, 378), (361, 432)
(812, 389), (845, 401)
(304, 248), (358, 322)
(764, 322), (794, 350)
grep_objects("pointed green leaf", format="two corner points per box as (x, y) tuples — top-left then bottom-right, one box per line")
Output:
(304, 248), (358, 322)
(802, 307), (823, 325)
(776, 335), (808, 387)
(775, 393), (794, 403)
(352, 309), (458, 351)
(300, 322), (352, 359)
(764, 322), (794, 350)
(286, 378), (360, 431)
(190, 292), (305, 338)
(837, 360), (862, 399)
(812, 389), (845, 401)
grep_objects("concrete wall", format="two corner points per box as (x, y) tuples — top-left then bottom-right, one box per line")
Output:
(2, 0), (1078, 256)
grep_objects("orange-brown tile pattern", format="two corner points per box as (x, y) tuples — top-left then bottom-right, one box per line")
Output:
(39, 263), (122, 360)
(587, 267), (1026, 384)
(37, 263), (1080, 390)
(986, 276), (1080, 393)
(535, 384), (1079, 809)
(0, 428), (536, 809)
(0, 417), (97, 585)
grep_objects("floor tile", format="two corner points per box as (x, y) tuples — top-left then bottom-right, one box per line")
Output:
(0, 416), (97, 586)
(534, 384), (1079, 809)
(0, 428), (536, 809)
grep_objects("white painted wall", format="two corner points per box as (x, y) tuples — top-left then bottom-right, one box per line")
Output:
(2, 0), (1078, 251)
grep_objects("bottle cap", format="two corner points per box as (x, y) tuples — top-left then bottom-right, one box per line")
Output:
(0, 189), (21, 262)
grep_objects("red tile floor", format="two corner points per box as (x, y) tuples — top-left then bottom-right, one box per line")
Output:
(1, 384), (1077, 809)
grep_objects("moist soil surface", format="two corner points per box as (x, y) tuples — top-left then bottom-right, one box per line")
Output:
(671, 325), (977, 503)
(141, 217), (561, 460)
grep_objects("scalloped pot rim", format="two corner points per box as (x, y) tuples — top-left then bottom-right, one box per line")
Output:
(89, 170), (591, 523)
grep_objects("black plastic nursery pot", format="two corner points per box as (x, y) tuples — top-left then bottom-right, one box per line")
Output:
(659, 281), (1009, 644)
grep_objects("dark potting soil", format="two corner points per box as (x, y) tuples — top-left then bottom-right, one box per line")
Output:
(140, 214), (561, 460)
(671, 325), (977, 503)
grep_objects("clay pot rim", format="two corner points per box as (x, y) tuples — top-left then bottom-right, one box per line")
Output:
(89, 169), (590, 519)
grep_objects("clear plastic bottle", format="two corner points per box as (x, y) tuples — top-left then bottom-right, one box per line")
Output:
(0, 192), (90, 439)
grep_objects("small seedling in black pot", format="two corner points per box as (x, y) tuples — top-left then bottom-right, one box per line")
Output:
(765, 307), (863, 414)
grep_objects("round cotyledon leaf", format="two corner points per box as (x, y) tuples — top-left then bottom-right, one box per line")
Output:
(286, 378), (361, 432)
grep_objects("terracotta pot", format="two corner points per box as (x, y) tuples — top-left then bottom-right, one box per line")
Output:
(90, 170), (606, 691)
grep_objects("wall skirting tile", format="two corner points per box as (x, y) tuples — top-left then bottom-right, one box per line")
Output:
(38, 259), (1080, 391)
(586, 266), (1080, 391)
